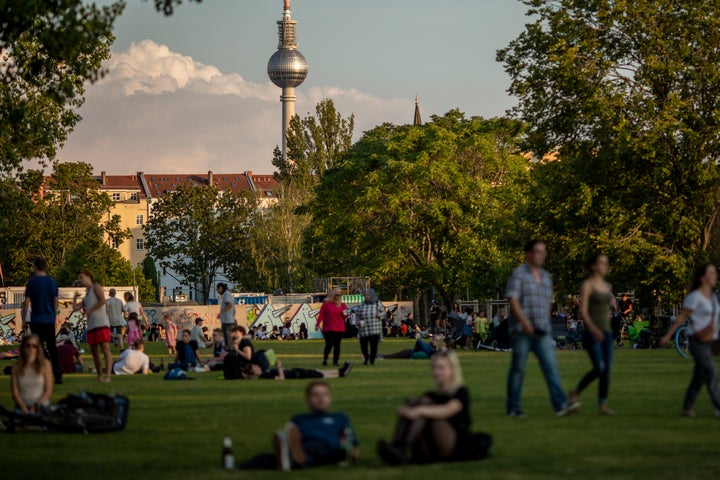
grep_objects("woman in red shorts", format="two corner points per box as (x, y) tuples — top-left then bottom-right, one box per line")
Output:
(73, 269), (112, 382)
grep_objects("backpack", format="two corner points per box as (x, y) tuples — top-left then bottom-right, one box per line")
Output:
(2, 392), (130, 434)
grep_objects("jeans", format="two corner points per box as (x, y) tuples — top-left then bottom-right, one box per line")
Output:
(576, 331), (613, 404)
(221, 323), (236, 346)
(683, 337), (720, 411)
(30, 322), (62, 382)
(507, 333), (568, 413)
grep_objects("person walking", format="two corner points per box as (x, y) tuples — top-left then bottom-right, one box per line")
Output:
(568, 254), (617, 415)
(163, 312), (177, 357)
(506, 239), (578, 417)
(357, 288), (384, 365)
(73, 269), (112, 382)
(659, 264), (720, 417)
(105, 288), (125, 349)
(216, 283), (236, 345)
(21, 257), (62, 384)
(316, 288), (347, 366)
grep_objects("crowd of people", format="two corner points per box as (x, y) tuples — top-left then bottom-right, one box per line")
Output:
(6, 243), (720, 470)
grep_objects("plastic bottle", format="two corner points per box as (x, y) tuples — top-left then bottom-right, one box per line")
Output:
(222, 436), (235, 470)
(339, 427), (353, 467)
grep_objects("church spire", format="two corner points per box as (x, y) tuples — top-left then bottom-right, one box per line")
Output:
(413, 95), (422, 126)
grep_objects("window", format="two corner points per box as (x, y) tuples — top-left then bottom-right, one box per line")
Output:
(112, 193), (121, 201)
(130, 193), (138, 201)
(136, 215), (144, 225)
(136, 238), (144, 250)
(111, 238), (119, 249)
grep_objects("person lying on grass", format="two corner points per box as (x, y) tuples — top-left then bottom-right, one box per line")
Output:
(377, 350), (491, 465)
(242, 359), (353, 380)
(381, 337), (452, 360)
(240, 381), (359, 471)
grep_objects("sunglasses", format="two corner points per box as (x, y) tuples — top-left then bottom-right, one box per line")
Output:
(24, 343), (39, 349)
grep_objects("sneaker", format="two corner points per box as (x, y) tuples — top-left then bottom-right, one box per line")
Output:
(681, 409), (696, 417)
(555, 403), (580, 417)
(339, 362), (354, 378)
(599, 408), (615, 416)
(273, 430), (292, 471)
(376, 440), (406, 465)
(507, 410), (527, 418)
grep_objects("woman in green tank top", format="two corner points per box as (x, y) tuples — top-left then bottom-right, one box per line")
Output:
(568, 254), (616, 415)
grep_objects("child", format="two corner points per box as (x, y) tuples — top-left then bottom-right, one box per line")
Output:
(163, 313), (177, 357)
(126, 312), (142, 347)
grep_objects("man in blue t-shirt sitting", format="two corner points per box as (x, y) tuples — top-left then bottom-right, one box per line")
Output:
(274, 381), (359, 470)
(241, 381), (359, 471)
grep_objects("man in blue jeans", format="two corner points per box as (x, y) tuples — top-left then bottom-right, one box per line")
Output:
(506, 240), (579, 417)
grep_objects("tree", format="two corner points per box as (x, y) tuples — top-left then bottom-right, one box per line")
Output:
(0, 162), (129, 285)
(305, 111), (529, 312)
(246, 99), (354, 293)
(0, 1), (123, 174)
(144, 185), (256, 303)
(142, 255), (160, 301)
(498, 0), (720, 306)
(54, 240), (155, 301)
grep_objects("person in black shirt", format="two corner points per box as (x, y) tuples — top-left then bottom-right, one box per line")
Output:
(242, 358), (353, 380)
(223, 325), (254, 379)
(377, 350), (490, 464)
(170, 329), (201, 370)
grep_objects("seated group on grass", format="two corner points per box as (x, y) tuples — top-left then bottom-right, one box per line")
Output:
(240, 350), (491, 471)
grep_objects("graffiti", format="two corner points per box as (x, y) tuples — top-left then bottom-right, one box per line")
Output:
(0, 312), (17, 340)
(58, 310), (87, 344)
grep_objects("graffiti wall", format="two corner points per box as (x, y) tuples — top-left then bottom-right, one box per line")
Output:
(248, 301), (414, 339)
(0, 304), (248, 341)
(1, 300), (413, 342)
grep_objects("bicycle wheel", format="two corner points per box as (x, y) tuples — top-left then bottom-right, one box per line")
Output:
(675, 326), (690, 359)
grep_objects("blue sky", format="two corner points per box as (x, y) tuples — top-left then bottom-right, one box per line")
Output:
(60, 0), (531, 173)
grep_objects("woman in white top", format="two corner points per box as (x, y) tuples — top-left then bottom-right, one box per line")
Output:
(11, 334), (53, 413)
(123, 292), (149, 328)
(73, 269), (112, 383)
(660, 264), (720, 416)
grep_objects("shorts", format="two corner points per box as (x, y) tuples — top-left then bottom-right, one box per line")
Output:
(111, 326), (124, 335)
(87, 327), (111, 346)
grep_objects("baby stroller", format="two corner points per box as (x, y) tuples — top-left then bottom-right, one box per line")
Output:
(478, 321), (510, 351)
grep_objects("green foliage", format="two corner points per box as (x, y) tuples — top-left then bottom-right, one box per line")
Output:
(142, 255), (160, 301)
(53, 240), (155, 301)
(306, 111), (529, 306)
(149, 0), (202, 16)
(0, 0), (124, 174)
(498, 0), (720, 305)
(144, 185), (257, 302)
(0, 162), (130, 285)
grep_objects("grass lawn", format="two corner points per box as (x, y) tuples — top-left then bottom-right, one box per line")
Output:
(1, 338), (719, 480)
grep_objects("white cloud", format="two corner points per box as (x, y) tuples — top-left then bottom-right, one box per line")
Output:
(58, 40), (411, 174)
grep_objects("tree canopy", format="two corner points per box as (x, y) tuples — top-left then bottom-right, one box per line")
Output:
(305, 111), (529, 306)
(498, 0), (720, 305)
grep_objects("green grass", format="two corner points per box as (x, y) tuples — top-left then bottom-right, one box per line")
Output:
(1, 339), (719, 480)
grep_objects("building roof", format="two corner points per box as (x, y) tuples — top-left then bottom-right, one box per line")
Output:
(95, 173), (147, 198)
(143, 172), (255, 198)
(248, 173), (279, 199)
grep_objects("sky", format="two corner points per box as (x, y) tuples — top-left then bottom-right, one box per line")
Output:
(57, 0), (531, 174)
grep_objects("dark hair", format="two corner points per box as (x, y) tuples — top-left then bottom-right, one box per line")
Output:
(690, 263), (714, 291)
(195, 318), (203, 325)
(584, 254), (607, 275)
(182, 329), (191, 336)
(33, 257), (47, 272)
(305, 380), (330, 398)
(125, 292), (135, 302)
(133, 339), (144, 349)
(59, 327), (70, 335)
(217, 283), (227, 293)
(79, 269), (94, 281)
(212, 328), (223, 335)
(231, 325), (247, 334)
(524, 239), (544, 253)
(128, 312), (139, 321)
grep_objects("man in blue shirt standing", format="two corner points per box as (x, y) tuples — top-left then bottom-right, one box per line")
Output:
(273, 381), (358, 471)
(506, 240), (578, 417)
(21, 257), (62, 384)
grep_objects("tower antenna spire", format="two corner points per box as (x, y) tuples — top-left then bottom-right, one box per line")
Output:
(268, 0), (308, 160)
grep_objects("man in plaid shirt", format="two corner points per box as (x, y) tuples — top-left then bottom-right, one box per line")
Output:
(505, 239), (578, 417)
(357, 288), (385, 365)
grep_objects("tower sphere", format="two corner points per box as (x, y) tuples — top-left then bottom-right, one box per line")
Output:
(267, 49), (308, 88)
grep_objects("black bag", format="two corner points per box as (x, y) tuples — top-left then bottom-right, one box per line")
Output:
(457, 431), (493, 461)
(2, 392), (129, 434)
(223, 350), (243, 379)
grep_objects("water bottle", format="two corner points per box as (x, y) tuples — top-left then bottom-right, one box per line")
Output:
(222, 436), (235, 470)
(339, 427), (353, 467)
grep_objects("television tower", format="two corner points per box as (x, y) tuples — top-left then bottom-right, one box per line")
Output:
(267, 0), (308, 160)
